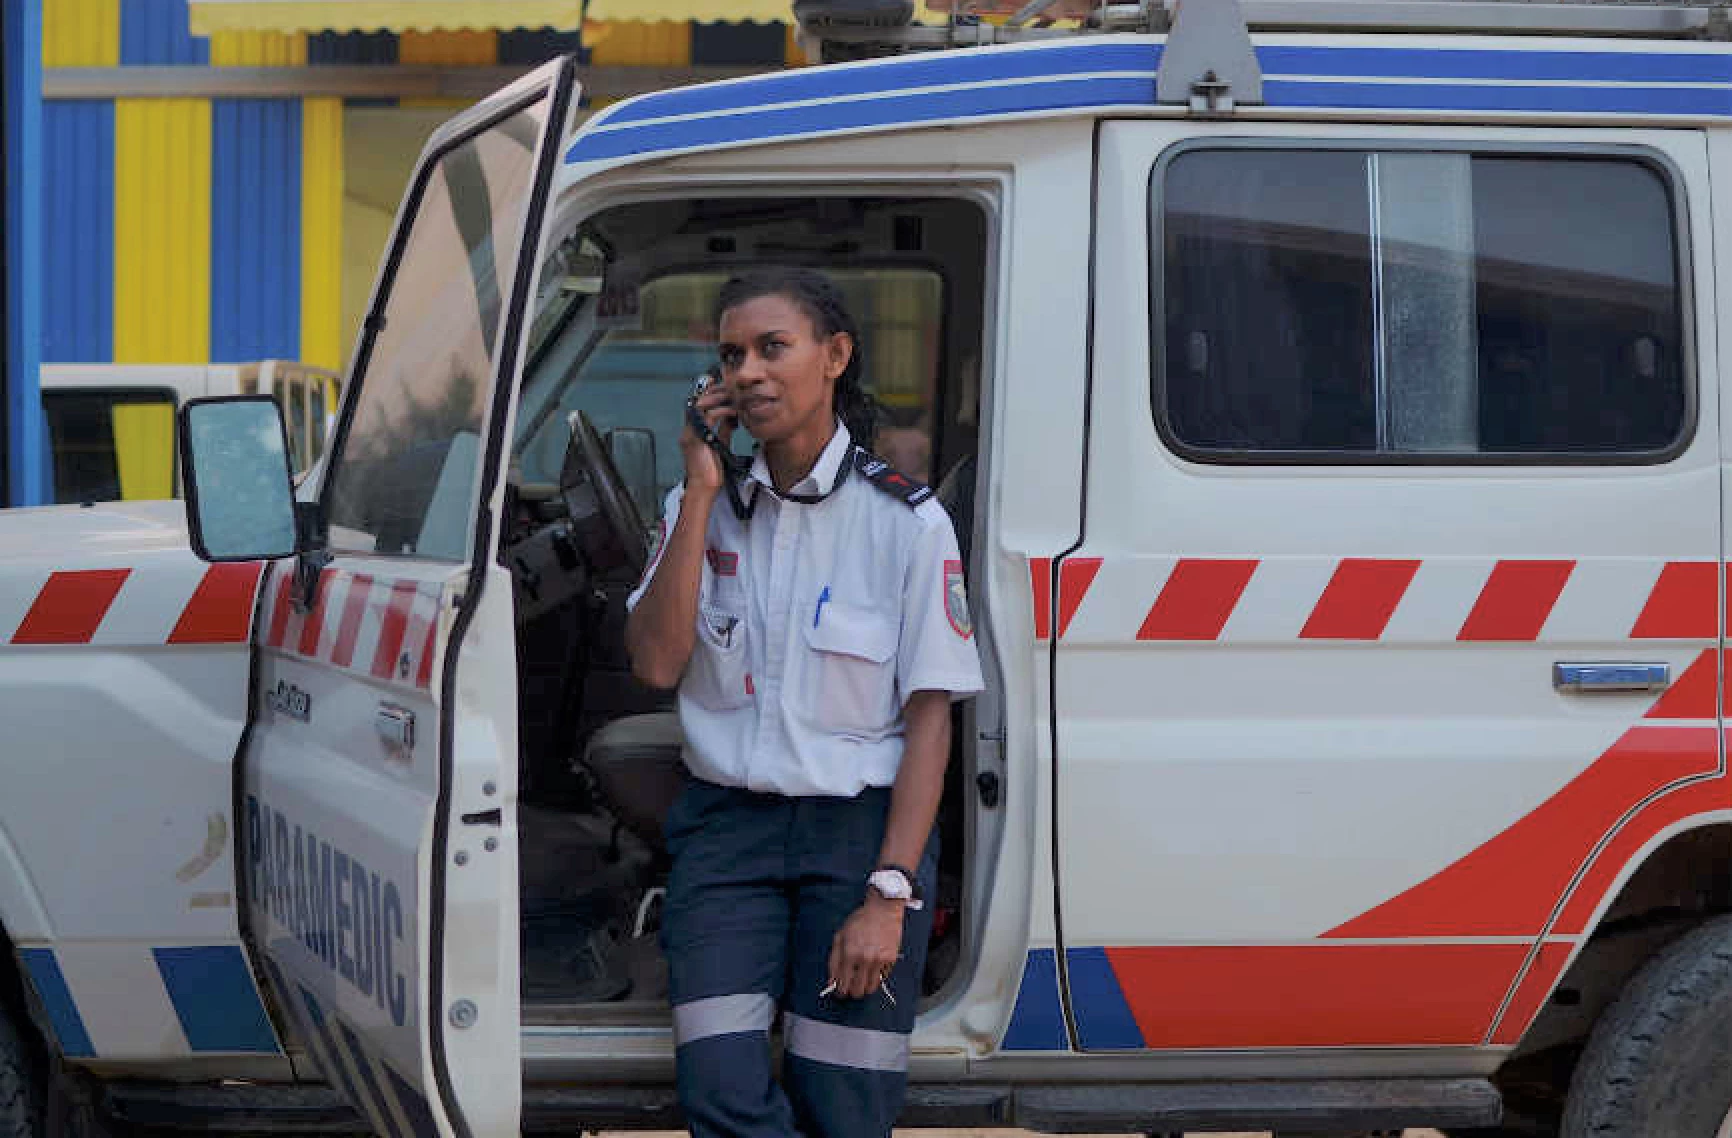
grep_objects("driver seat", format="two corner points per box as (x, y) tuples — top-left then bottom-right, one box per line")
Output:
(579, 713), (687, 855)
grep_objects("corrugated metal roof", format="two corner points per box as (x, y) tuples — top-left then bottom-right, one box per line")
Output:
(586, 0), (791, 20)
(399, 28), (495, 62)
(586, 19), (689, 66)
(113, 98), (211, 363)
(209, 28), (308, 63)
(42, 101), (115, 363)
(211, 99), (301, 361)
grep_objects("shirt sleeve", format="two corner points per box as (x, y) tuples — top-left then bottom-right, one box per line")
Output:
(626, 483), (684, 612)
(897, 503), (986, 703)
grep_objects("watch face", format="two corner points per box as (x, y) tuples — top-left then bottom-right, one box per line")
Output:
(870, 869), (913, 899)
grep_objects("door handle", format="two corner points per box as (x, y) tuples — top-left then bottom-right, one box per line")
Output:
(1553, 663), (1671, 693)
(376, 704), (415, 754)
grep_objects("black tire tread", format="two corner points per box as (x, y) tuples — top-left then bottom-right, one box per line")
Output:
(0, 1005), (37, 1138)
(1563, 913), (1732, 1138)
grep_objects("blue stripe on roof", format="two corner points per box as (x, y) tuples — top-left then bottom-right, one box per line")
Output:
(564, 40), (1732, 167)
(1265, 78), (1732, 117)
(598, 39), (1160, 126)
(1260, 44), (1732, 84)
(570, 74), (1154, 163)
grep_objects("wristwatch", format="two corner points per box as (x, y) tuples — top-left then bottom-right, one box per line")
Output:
(867, 866), (924, 910)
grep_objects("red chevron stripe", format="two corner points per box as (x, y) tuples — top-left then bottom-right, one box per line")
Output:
(1137, 559), (1258, 641)
(329, 574), (373, 669)
(1631, 561), (1718, 639)
(12, 569), (131, 644)
(1300, 559), (1420, 641)
(168, 563), (263, 645)
(1457, 560), (1574, 642)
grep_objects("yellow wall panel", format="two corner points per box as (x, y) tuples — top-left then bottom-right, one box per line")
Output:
(43, 0), (119, 67)
(111, 403), (177, 500)
(210, 30), (308, 65)
(300, 98), (345, 372)
(114, 99), (212, 364)
(399, 30), (496, 64)
(585, 21), (691, 67)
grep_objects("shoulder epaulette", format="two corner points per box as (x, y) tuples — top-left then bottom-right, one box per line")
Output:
(851, 447), (933, 509)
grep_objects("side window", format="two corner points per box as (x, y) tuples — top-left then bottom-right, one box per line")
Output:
(43, 389), (177, 503)
(324, 98), (546, 556)
(1156, 148), (1686, 460)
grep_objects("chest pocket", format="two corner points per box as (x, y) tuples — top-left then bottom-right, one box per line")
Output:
(801, 601), (899, 737)
(685, 601), (752, 711)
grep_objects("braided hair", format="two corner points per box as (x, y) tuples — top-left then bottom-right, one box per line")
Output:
(714, 267), (878, 446)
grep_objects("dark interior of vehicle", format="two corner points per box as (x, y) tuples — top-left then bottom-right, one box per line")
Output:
(497, 195), (992, 1021)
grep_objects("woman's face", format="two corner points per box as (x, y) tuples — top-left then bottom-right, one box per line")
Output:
(717, 293), (852, 446)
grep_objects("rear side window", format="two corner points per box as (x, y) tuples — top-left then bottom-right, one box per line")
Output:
(1156, 148), (1687, 461)
(43, 389), (177, 503)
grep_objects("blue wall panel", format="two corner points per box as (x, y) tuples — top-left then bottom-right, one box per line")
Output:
(42, 100), (114, 364)
(121, 0), (208, 65)
(498, 28), (581, 66)
(5, 0), (47, 506)
(308, 30), (396, 64)
(210, 99), (300, 361)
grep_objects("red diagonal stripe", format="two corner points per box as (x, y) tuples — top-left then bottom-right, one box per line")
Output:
(371, 581), (420, 681)
(168, 563), (264, 644)
(1137, 560), (1258, 641)
(1057, 557), (1103, 640)
(1632, 561), (1718, 639)
(329, 574), (374, 669)
(296, 568), (336, 658)
(263, 571), (295, 648)
(13, 569), (131, 644)
(1457, 560), (1575, 642)
(1644, 649), (1718, 721)
(1030, 558), (1054, 641)
(415, 615), (439, 690)
(1301, 559), (1420, 641)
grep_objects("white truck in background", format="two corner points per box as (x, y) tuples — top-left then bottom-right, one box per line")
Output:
(39, 361), (340, 504)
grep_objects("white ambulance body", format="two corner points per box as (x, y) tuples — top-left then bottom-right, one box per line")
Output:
(3, 2), (1732, 1135)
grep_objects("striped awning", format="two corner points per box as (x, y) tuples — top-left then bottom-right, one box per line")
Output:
(585, 0), (793, 18)
(187, 1), (582, 36)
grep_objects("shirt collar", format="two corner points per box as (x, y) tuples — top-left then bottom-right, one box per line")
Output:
(749, 421), (852, 497)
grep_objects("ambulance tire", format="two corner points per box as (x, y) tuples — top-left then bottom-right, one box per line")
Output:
(1561, 913), (1732, 1138)
(0, 1005), (38, 1138)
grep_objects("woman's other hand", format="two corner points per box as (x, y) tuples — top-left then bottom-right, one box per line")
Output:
(828, 893), (906, 1000)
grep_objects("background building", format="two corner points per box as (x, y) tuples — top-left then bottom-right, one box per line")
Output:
(39, 0), (805, 379)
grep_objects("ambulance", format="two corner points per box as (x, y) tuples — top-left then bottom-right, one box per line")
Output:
(4, 0), (1732, 1134)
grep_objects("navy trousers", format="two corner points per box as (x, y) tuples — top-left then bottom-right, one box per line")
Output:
(662, 777), (937, 1138)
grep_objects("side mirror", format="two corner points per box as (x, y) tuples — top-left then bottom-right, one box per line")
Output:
(607, 426), (659, 521)
(179, 396), (299, 562)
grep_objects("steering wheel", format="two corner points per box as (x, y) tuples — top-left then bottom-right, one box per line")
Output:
(558, 410), (649, 581)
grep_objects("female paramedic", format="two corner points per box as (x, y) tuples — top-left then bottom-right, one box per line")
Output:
(623, 266), (983, 1138)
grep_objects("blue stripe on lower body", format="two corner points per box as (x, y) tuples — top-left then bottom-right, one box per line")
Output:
(1000, 948), (1069, 1051)
(569, 74), (1155, 163)
(1065, 946), (1145, 1050)
(153, 945), (280, 1053)
(18, 948), (94, 1058)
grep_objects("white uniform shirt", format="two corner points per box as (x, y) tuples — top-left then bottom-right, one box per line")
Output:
(627, 425), (984, 797)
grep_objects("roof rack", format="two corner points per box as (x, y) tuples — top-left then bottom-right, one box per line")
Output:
(804, 0), (1732, 60)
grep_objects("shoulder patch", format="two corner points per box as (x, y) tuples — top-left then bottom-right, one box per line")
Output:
(852, 448), (932, 509)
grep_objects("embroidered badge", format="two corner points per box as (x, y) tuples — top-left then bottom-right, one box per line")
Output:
(706, 548), (739, 576)
(643, 519), (667, 580)
(944, 559), (973, 639)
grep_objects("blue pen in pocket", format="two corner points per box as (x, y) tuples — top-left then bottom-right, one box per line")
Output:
(814, 586), (831, 628)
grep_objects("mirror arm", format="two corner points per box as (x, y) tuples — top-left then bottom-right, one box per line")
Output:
(291, 502), (332, 613)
